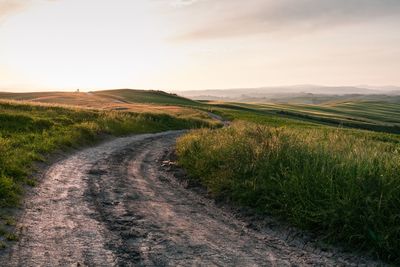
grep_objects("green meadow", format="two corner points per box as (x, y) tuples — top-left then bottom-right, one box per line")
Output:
(0, 100), (212, 209)
(207, 100), (400, 134)
(92, 89), (202, 106)
(1, 89), (400, 262)
(179, 101), (400, 263)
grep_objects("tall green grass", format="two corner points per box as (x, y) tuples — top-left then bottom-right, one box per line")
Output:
(0, 101), (212, 208)
(177, 122), (400, 263)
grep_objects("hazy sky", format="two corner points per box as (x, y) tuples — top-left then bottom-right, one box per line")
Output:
(0, 0), (399, 91)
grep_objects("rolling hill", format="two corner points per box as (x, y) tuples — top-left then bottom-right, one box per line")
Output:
(92, 89), (200, 106)
(0, 89), (203, 116)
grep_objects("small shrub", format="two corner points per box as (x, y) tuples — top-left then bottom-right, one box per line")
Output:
(5, 233), (18, 241)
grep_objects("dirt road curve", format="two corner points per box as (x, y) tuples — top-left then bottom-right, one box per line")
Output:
(2, 131), (379, 266)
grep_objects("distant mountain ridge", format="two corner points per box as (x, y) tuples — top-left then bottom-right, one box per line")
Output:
(176, 85), (400, 104)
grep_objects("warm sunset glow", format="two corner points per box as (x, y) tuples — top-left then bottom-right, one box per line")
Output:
(0, 0), (400, 91)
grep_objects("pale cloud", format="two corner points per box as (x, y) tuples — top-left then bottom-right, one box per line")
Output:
(0, 0), (58, 24)
(1, 0), (399, 90)
(170, 0), (201, 7)
(0, 0), (28, 22)
(172, 0), (400, 40)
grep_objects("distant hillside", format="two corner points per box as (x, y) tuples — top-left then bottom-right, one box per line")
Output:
(0, 89), (203, 115)
(0, 89), (199, 106)
(177, 85), (400, 104)
(92, 89), (200, 106)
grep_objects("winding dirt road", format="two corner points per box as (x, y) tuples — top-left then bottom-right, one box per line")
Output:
(2, 131), (380, 266)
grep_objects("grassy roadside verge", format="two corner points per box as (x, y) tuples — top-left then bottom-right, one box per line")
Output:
(176, 121), (400, 263)
(0, 101), (214, 241)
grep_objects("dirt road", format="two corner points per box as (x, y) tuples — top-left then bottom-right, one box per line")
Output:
(2, 131), (379, 266)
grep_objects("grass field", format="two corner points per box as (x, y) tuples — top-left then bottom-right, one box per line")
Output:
(93, 89), (201, 106)
(178, 103), (400, 263)
(207, 100), (400, 134)
(0, 99), (214, 207)
(0, 98), (216, 244)
(2, 89), (400, 262)
(0, 90), (204, 117)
